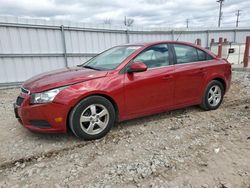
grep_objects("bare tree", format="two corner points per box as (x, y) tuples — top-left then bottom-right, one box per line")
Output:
(124, 16), (134, 27)
(103, 18), (112, 25)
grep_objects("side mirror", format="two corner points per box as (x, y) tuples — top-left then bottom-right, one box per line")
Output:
(127, 61), (147, 73)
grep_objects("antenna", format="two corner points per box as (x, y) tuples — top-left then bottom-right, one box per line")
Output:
(176, 30), (184, 41)
(176, 18), (189, 41)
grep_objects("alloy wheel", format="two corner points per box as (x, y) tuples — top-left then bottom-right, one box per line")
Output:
(207, 85), (222, 107)
(79, 104), (109, 135)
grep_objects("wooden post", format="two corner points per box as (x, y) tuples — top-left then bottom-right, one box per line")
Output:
(218, 37), (223, 58)
(243, 36), (250, 68)
(210, 38), (214, 49)
(196, 38), (201, 46)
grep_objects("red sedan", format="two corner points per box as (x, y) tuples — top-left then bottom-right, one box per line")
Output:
(14, 41), (231, 140)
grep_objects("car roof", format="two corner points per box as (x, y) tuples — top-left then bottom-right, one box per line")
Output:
(125, 40), (197, 47)
(121, 40), (216, 58)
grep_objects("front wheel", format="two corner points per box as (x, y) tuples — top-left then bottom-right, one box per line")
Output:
(69, 96), (116, 140)
(200, 80), (224, 110)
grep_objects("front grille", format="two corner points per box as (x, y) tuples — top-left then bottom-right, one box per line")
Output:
(21, 87), (30, 94)
(16, 96), (24, 106)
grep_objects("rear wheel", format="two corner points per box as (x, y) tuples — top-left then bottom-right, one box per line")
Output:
(69, 96), (116, 140)
(200, 80), (224, 110)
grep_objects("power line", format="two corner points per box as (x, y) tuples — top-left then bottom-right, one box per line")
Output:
(217, 0), (224, 27)
(236, 10), (241, 27)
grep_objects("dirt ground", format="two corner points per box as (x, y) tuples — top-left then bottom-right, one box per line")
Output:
(0, 71), (249, 188)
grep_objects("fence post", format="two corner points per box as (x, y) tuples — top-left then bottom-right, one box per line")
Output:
(196, 38), (201, 46)
(233, 29), (237, 43)
(125, 30), (130, 43)
(60, 25), (68, 68)
(206, 30), (209, 48)
(218, 37), (223, 58)
(171, 30), (174, 40)
(243, 36), (250, 68)
(210, 38), (215, 50)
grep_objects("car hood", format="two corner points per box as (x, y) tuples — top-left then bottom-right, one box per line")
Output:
(22, 67), (108, 93)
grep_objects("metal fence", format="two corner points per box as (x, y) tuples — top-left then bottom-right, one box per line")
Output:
(0, 16), (250, 85)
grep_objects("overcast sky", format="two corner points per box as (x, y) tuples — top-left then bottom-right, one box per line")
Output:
(0, 0), (250, 28)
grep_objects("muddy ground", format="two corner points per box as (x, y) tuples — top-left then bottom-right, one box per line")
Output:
(0, 71), (249, 188)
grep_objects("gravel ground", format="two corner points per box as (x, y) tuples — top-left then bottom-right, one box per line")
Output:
(0, 71), (249, 188)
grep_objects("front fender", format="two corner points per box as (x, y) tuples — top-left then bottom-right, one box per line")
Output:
(53, 77), (125, 121)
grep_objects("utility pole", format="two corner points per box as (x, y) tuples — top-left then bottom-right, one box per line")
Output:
(236, 10), (241, 27)
(186, 19), (189, 29)
(217, 0), (224, 27)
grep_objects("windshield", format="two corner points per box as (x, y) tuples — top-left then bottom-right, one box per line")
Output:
(83, 45), (142, 70)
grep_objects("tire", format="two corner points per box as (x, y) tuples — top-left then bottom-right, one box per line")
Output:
(200, 80), (224, 110)
(69, 96), (116, 140)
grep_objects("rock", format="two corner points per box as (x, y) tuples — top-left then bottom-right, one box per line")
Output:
(36, 162), (46, 168)
(15, 162), (20, 167)
(104, 185), (112, 188)
(54, 183), (61, 188)
(214, 148), (220, 153)
(26, 168), (37, 177)
(175, 136), (180, 140)
(151, 165), (156, 173)
(20, 163), (26, 168)
(201, 184), (209, 188)
(97, 151), (103, 155)
(109, 169), (116, 175)
(219, 181), (232, 188)
(169, 126), (180, 130)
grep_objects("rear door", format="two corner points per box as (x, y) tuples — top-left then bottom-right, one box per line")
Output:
(171, 43), (213, 105)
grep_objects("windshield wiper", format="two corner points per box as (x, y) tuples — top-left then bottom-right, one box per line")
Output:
(82, 65), (101, 71)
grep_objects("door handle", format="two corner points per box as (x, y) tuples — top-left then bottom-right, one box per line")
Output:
(188, 68), (205, 75)
(162, 75), (174, 80)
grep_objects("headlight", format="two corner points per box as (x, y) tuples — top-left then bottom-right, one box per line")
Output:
(30, 86), (66, 104)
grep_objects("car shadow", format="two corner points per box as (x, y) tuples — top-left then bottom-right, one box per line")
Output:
(113, 105), (203, 130)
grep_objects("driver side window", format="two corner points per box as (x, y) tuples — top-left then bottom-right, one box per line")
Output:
(133, 44), (170, 69)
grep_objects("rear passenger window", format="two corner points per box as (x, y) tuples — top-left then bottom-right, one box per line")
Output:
(197, 49), (213, 61)
(173, 44), (213, 64)
(174, 44), (198, 64)
(197, 49), (207, 61)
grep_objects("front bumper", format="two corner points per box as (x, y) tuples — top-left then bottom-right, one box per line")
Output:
(14, 93), (69, 133)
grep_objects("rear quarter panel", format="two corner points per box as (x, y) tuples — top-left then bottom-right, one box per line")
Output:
(203, 59), (231, 94)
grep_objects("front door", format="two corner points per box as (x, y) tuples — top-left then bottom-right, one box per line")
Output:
(124, 44), (175, 116)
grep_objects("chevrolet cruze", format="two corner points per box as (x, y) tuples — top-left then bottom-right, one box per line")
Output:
(14, 41), (231, 140)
